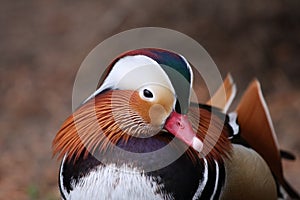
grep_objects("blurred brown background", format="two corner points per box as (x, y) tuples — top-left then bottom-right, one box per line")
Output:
(0, 0), (299, 199)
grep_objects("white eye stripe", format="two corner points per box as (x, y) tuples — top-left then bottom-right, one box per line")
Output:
(84, 55), (175, 103)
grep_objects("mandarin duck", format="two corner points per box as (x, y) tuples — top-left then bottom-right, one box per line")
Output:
(53, 48), (299, 200)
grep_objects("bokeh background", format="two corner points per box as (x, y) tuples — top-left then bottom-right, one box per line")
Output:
(0, 0), (299, 199)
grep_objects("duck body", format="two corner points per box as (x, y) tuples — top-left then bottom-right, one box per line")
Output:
(53, 48), (299, 200)
(59, 141), (277, 200)
(59, 135), (214, 200)
(221, 144), (277, 200)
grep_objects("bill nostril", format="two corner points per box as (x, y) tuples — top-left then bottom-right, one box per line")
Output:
(176, 121), (184, 129)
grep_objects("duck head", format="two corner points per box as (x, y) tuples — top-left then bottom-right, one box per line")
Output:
(53, 48), (208, 161)
(87, 48), (203, 151)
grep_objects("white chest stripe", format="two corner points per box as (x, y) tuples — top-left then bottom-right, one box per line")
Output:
(59, 155), (68, 200)
(192, 158), (208, 200)
(210, 159), (219, 200)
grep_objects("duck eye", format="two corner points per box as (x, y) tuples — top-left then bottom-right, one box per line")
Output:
(143, 89), (153, 98)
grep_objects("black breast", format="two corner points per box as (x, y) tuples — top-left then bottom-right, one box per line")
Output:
(61, 133), (204, 199)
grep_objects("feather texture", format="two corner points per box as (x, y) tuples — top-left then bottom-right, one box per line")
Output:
(53, 90), (155, 161)
(53, 90), (232, 165)
(236, 79), (300, 199)
(188, 104), (232, 164)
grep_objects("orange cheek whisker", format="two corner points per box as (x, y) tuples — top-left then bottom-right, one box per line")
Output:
(52, 90), (152, 162)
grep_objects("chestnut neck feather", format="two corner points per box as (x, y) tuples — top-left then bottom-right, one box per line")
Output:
(53, 90), (135, 161)
(53, 90), (232, 164)
(188, 105), (232, 164)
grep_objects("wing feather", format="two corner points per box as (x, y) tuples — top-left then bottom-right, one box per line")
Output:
(236, 79), (299, 198)
(207, 73), (236, 112)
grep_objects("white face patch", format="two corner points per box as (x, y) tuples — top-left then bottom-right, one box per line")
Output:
(84, 55), (176, 103)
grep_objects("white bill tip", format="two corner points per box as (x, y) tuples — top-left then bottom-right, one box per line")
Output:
(192, 137), (203, 153)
